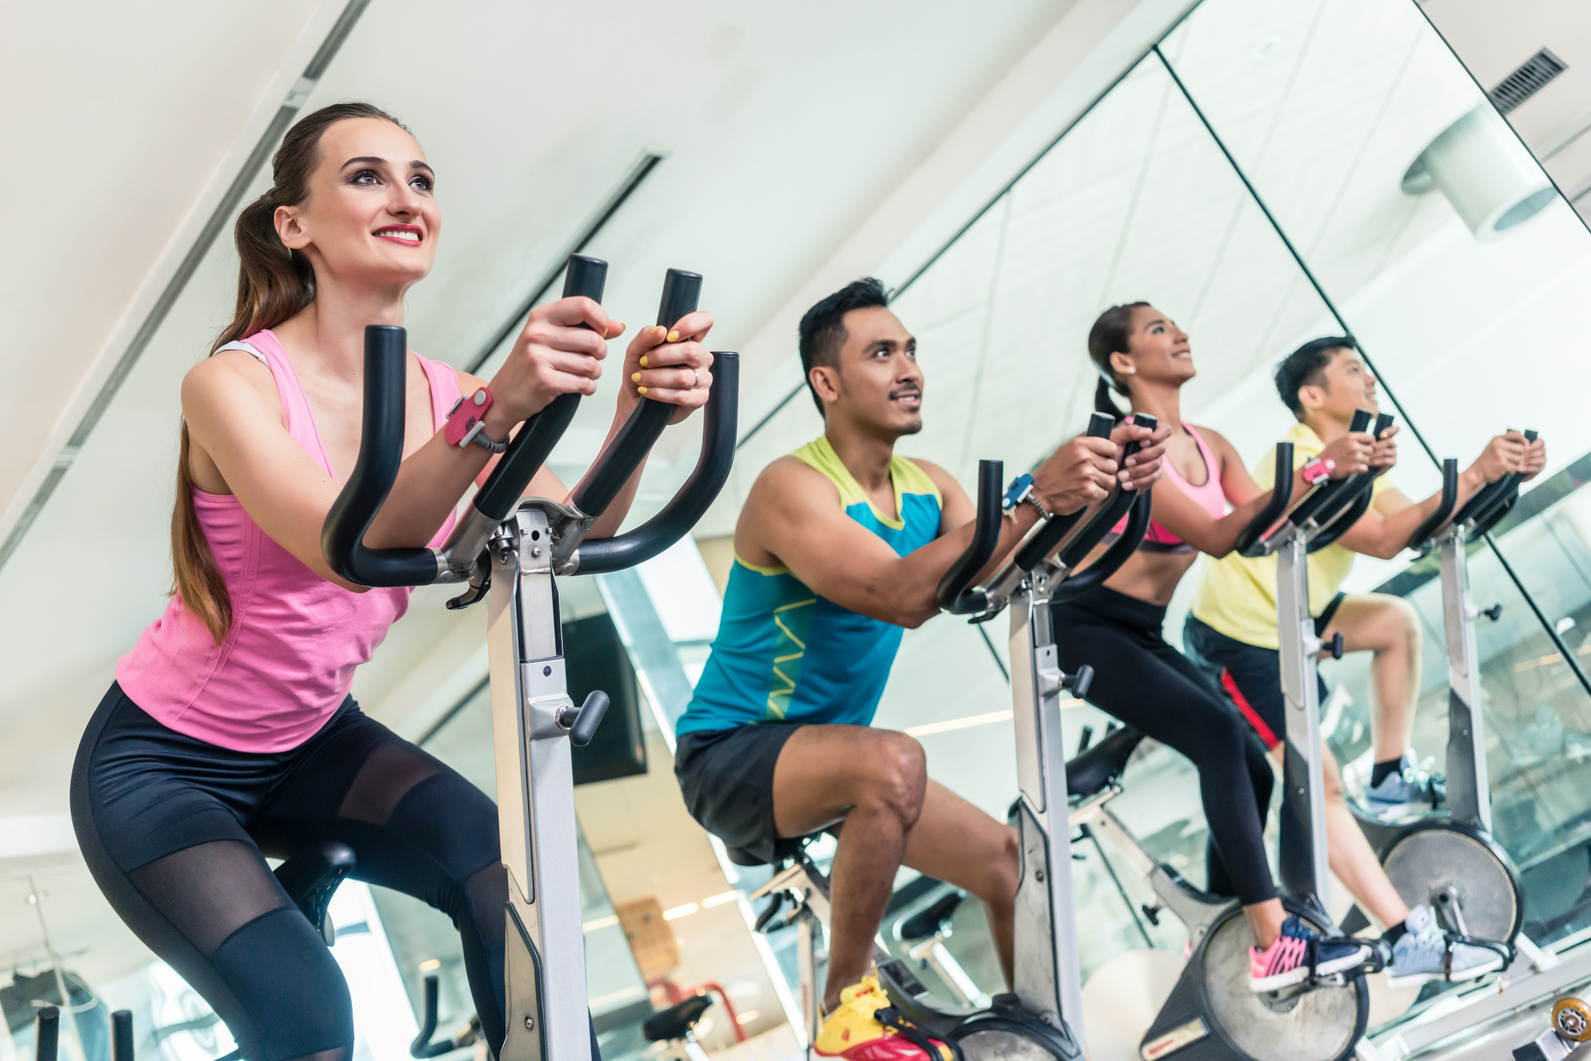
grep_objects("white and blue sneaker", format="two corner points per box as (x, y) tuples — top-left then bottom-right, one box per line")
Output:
(1249, 917), (1376, 992)
(1385, 905), (1507, 989)
(1364, 751), (1444, 820)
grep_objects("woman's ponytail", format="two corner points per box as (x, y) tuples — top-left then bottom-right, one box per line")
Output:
(1086, 301), (1149, 422)
(170, 101), (408, 642)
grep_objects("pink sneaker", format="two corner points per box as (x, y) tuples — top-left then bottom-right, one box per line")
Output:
(1249, 917), (1373, 992)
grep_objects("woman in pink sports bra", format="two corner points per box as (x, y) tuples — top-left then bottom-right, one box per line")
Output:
(70, 103), (716, 1061)
(1050, 302), (1387, 994)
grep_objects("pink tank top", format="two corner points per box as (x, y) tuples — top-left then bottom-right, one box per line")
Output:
(1113, 421), (1226, 550)
(116, 329), (461, 753)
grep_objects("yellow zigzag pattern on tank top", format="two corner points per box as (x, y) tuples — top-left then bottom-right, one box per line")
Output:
(766, 596), (816, 720)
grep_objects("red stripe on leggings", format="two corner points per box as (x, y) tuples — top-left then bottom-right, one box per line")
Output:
(1221, 669), (1280, 751)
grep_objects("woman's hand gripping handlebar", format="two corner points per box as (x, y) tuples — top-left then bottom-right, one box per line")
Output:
(322, 256), (739, 589)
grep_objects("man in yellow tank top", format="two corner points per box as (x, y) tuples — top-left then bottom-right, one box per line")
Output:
(1186, 338), (1543, 820)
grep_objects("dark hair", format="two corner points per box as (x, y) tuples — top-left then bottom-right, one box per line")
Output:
(172, 101), (410, 642)
(1086, 302), (1151, 420)
(797, 278), (890, 417)
(1274, 336), (1356, 420)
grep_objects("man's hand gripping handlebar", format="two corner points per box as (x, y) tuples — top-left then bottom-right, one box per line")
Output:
(936, 412), (1159, 625)
(320, 253), (740, 599)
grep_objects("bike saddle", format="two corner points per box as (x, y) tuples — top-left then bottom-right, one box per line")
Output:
(1066, 725), (1146, 800)
(273, 841), (357, 946)
(726, 835), (808, 867)
(899, 891), (965, 941)
(642, 994), (715, 1042)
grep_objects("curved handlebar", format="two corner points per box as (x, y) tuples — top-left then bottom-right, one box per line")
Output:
(567, 270), (703, 520)
(572, 352), (740, 574)
(1236, 444), (1296, 557)
(1405, 458), (1459, 554)
(936, 460), (1005, 615)
(1052, 488), (1152, 605)
(1461, 428), (1538, 539)
(1008, 412), (1116, 575)
(322, 325), (447, 587)
(1284, 409), (1375, 531)
(1050, 413), (1158, 572)
(1307, 412), (1394, 553)
(473, 255), (608, 522)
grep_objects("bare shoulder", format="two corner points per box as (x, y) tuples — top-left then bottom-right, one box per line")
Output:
(1193, 423), (1242, 466)
(182, 349), (278, 417)
(902, 456), (957, 492)
(747, 455), (839, 514)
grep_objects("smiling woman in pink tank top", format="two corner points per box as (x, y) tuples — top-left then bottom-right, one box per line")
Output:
(71, 102), (717, 1061)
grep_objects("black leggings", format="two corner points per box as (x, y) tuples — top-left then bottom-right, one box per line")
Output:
(1052, 587), (1278, 905)
(71, 684), (510, 1061)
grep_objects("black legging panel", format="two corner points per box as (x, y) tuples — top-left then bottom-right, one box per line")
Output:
(71, 684), (508, 1061)
(1052, 588), (1278, 906)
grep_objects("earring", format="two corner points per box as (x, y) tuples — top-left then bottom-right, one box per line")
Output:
(1125, 367), (1137, 374)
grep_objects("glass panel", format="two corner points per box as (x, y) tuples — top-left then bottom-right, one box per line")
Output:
(1167, 0), (1591, 980)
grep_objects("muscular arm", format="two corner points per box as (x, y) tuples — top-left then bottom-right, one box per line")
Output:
(738, 458), (1047, 630)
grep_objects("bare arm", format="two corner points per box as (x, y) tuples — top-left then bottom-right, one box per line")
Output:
(1335, 429), (1541, 559)
(739, 429), (1134, 629)
(1149, 426), (1374, 558)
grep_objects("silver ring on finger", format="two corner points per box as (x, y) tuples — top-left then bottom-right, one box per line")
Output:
(692, 369), (701, 389)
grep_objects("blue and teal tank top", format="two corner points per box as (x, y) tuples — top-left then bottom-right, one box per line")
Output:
(677, 436), (943, 736)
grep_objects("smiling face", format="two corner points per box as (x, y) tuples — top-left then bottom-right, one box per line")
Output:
(274, 117), (438, 293)
(810, 305), (924, 438)
(1113, 306), (1194, 389)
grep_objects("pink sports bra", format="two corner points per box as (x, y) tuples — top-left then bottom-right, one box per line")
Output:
(116, 329), (461, 753)
(1113, 421), (1226, 552)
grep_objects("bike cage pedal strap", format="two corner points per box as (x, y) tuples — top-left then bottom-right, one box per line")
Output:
(874, 1006), (964, 1061)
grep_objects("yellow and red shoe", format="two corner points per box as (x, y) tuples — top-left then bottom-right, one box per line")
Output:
(813, 974), (952, 1061)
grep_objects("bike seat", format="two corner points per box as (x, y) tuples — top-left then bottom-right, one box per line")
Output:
(642, 994), (715, 1042)
(273, 842), (357, 946)
(1066, 726), (1145, 799)
(726, 834), (819, 868)
(899, 891), (964, 941)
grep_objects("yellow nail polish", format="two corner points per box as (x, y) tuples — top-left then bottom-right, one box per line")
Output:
(667, 330), (679, 343)
(631, 372), (641, 383)
(640, 356), (649, 367)
(637, 386), (648, 395)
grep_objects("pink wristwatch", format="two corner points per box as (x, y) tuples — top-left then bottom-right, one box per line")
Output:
(445, 388), (508, 453)
(1301, 457), (1335, 486)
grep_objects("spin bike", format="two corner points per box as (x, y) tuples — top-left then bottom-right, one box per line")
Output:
(745, 413), (1150, 1061)
(318, 253), (740, 1061)
(952, 412), (1390, 1061)
(1346, 435), (1538, 954)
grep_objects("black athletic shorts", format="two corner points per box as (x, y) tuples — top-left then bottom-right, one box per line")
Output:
(1181, 592), (1343, 751)
(675, 722), (806, 866)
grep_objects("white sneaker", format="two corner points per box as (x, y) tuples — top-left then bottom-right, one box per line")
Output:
(1385, 904), (1507, 989)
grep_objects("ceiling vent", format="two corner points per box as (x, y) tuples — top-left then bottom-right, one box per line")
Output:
(1489, 48), (1566, 115)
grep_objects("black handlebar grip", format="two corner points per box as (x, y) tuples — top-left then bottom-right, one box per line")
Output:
(1286, 409), (1375, 530)
(1006, 413), (1119, 573)
(563, 690), (611, 747)
(322, 326), (445, 587)
(568, 269), (702, 519)
(1236, 444), (1296, 557)
(575, 352), (740, 574)
(1406, 458), (1459, 552)
(36, 1007), (60, 1061)
(410, 975), (442, 1058)
(1471, 427), (1541, 537)
(937, 460), (1004, 614)
(1053, 487), (1153, 604)
(1053, 414), (1157, 572)
(473, 255), (609, 521)
(112, 1011), (134, 1061)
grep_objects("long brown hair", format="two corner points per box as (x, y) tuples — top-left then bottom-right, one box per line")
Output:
(1087, 301), (1151, 420)
(172, 101), (409, 642)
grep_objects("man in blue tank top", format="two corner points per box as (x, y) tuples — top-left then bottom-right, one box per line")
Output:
(674, 279), (1168, 1060)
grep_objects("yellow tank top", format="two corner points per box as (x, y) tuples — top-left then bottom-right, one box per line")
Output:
(1190, 421), (1391, 649)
